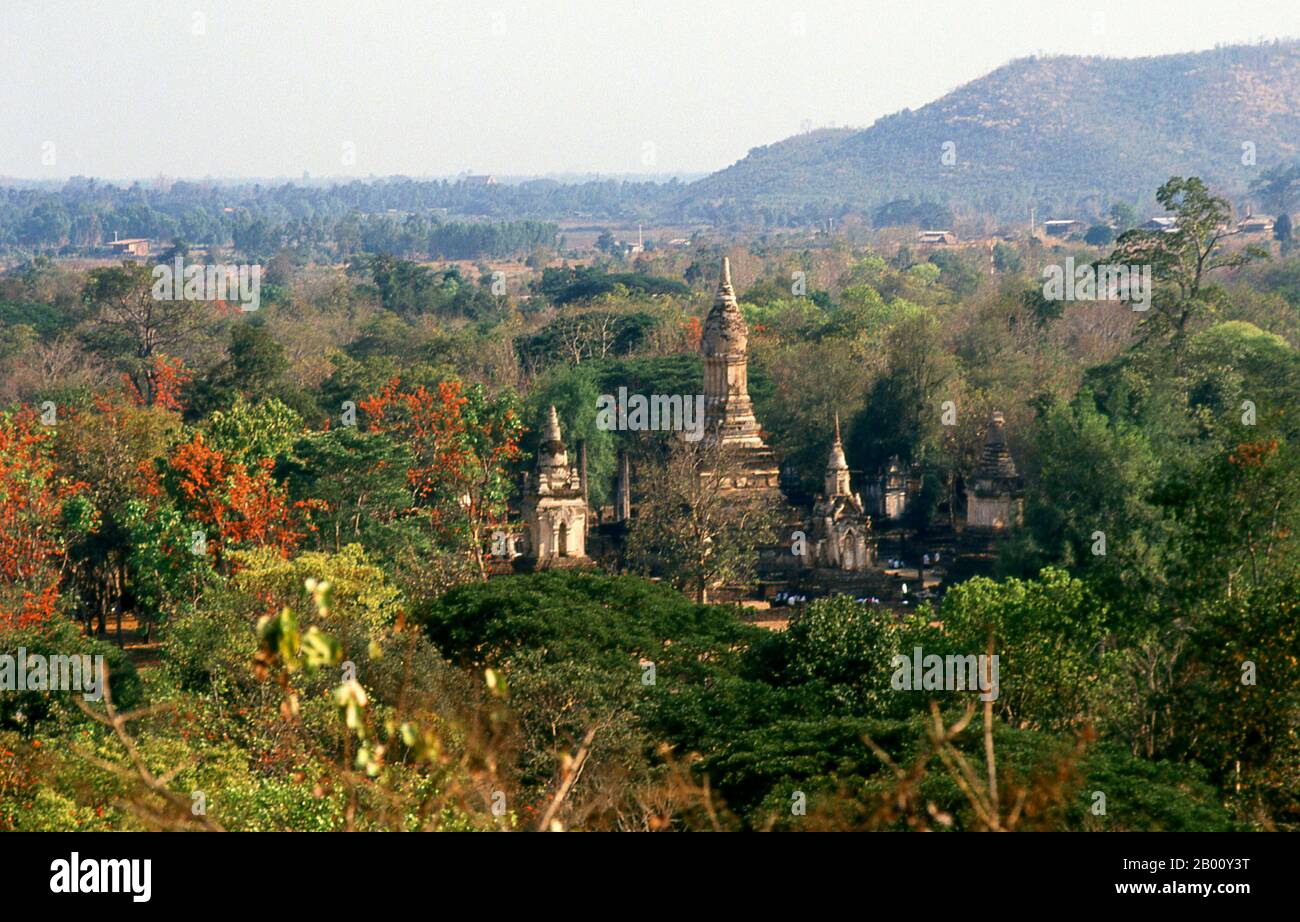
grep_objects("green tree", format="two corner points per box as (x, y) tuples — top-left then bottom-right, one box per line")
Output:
(278, 426), (419, 558)
(849, 308), (953, 475)
(937, 568), (1113, 732)
(523, 367), (616, 507)
(205, 395), (303, 467)
(1109, 177), (1267, 342)
(992, 242), (1022, 273)
(1084, 224), (1115, 247)
(18, 200), (72, 249)
(1108, 202), (1138, 233)
(185, 322), (291, 419)
(81, 262), (217, 405)
(1274, 212), (1292, 255)
(1015, 396), (1169, 601)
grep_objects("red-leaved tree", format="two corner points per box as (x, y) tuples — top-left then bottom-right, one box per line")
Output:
(0, 410), (87, 629)
(167, 432), (301, 568)
(360, 377), (523, 578)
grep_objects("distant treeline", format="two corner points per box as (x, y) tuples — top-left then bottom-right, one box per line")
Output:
(0, 177), (701, 260)
(0, 173), (888, 260)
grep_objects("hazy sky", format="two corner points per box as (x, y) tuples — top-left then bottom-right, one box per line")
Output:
(3, 0), (1299, 180)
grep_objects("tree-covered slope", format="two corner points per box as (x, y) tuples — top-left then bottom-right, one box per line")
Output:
(681, 42), (1300, 221)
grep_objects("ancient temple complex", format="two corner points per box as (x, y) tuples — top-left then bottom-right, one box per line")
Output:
(510, 258), (1019, 600)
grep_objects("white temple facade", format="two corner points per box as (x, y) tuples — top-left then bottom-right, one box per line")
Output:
(806, 416), (872, 571)
(522, 406), (588, 562)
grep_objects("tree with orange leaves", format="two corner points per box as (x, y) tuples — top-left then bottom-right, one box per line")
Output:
(360, 377), (523, 579)
(166, 431), (302, 569)
(123, 354), (191, 412)
(0, 410), (89, 630)
(682, 315), (702, 351)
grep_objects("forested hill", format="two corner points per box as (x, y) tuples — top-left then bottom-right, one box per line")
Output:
(679, 42), (1300, 223)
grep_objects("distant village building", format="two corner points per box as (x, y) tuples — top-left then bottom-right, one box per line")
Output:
(966, 412), (1023, 530)
(917, 230), (957, 245)
(619, 225), (646, 256)
(107, 237), (150, 257)
(805, 416), (872, 571)
(463, 174), (497, 186)
(1236, 214), (1275, 236)
(522, 406), (588, 563)
(1141, 217), (1179, 233)
(701, 257), (781, 493)
(1042, 219), (1084, 238)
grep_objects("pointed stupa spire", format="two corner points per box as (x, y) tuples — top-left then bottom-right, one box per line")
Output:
(827, 413), (848, 471)
(544, 404), (562, 443)
(824, 413), (852, 498)
(713, 256), (738, 309)
(538, 405), (568, 470)
(975, 411), (1017, 480)
(703, 255), (746, 357)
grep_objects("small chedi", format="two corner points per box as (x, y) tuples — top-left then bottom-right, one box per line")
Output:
(804, 415), (872, 571)
(521, 405), (588, 564)
(881, 455), (909, 521)
(965, 411), (1023, 530)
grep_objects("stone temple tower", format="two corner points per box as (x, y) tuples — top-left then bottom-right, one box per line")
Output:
(701, 257), (780, 492)
(966, 411), (1023, 530)
(522, 406), (588, 562)
(808, 415), (871, 571)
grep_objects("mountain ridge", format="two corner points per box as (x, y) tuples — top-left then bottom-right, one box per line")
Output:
(680, 41), (1300, 223)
